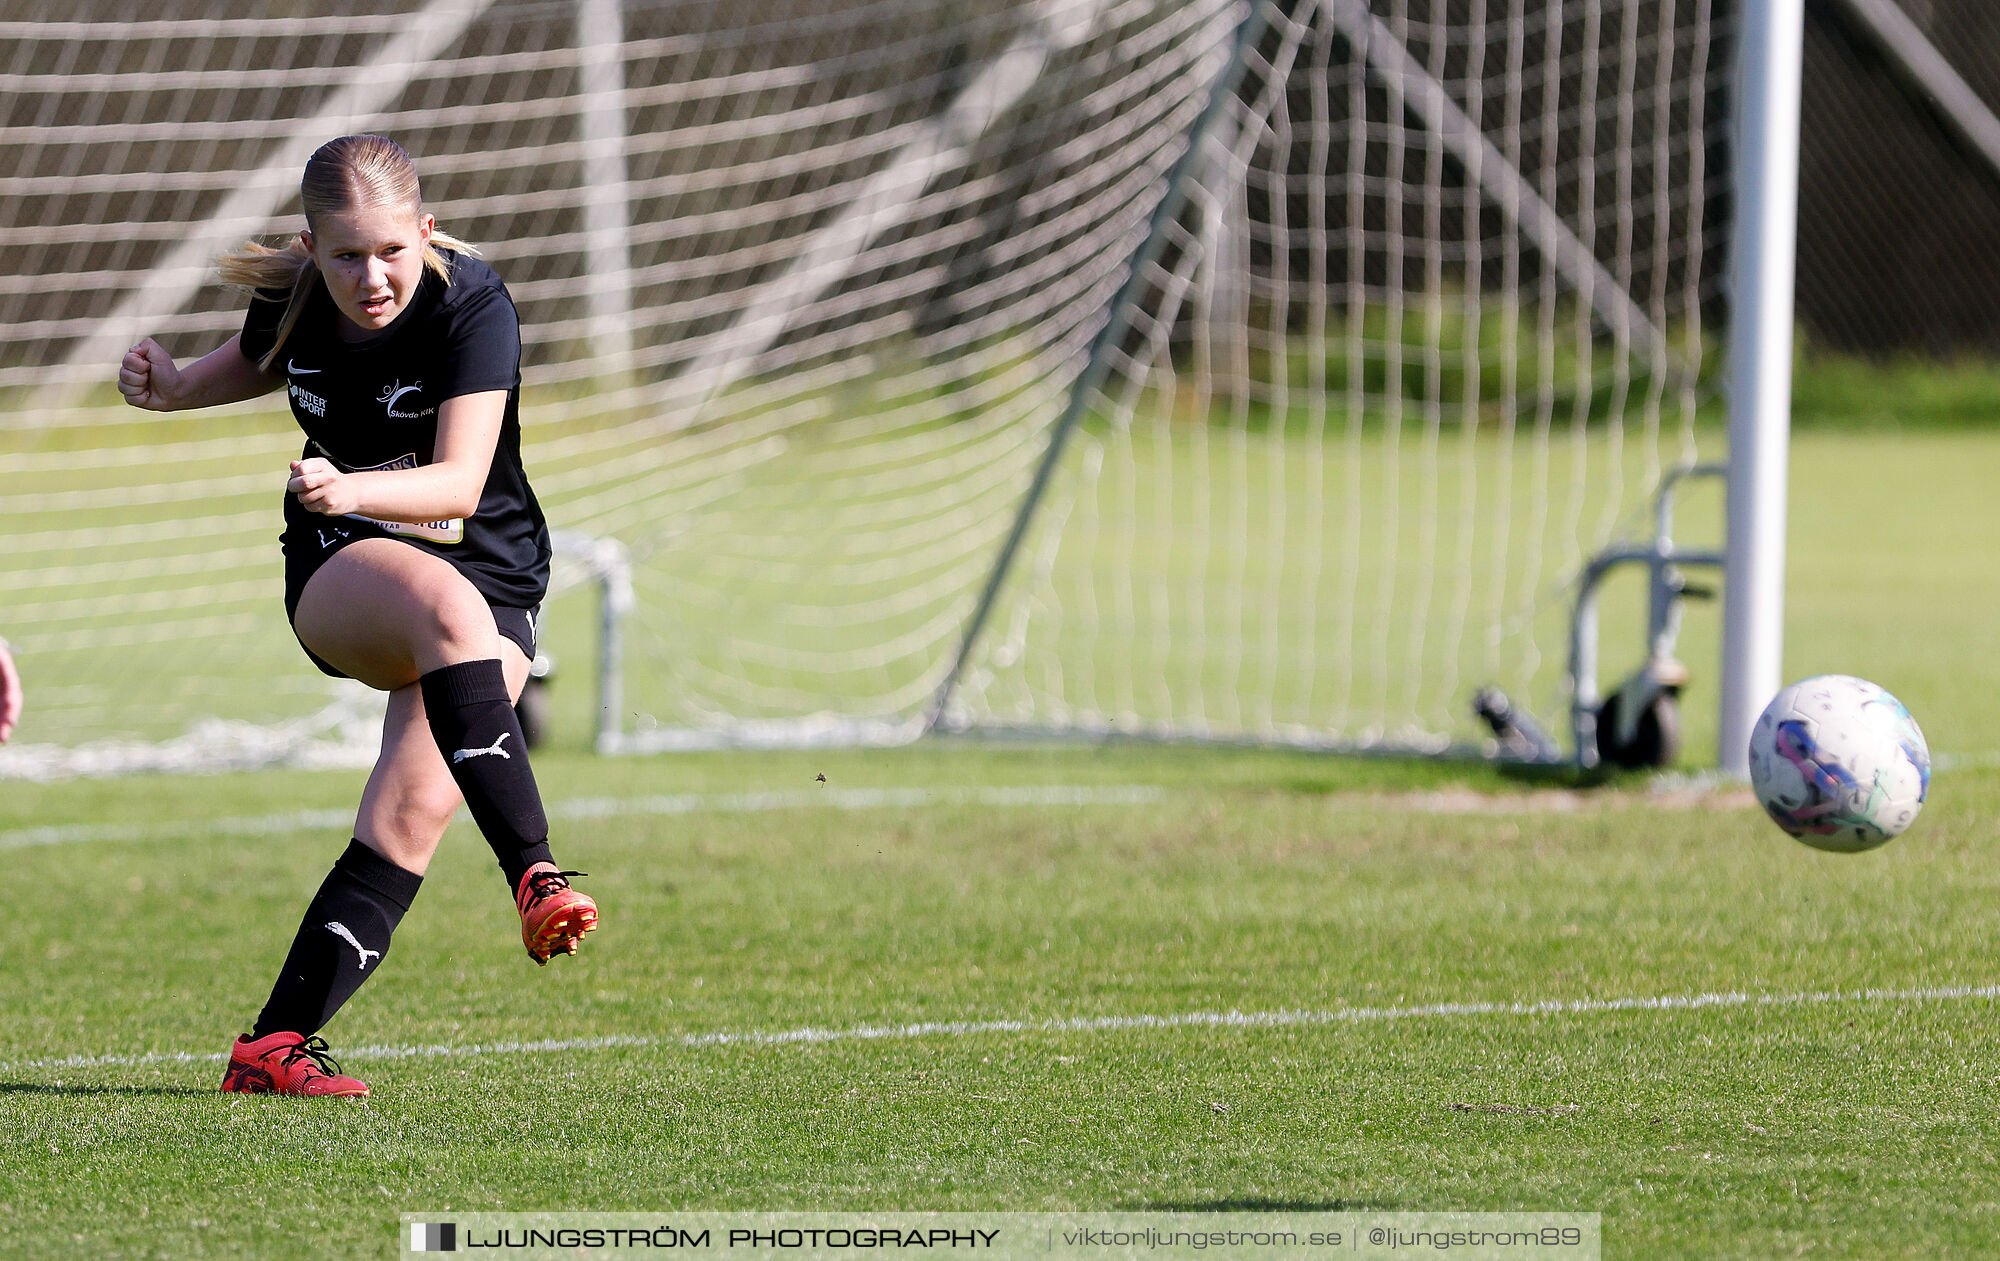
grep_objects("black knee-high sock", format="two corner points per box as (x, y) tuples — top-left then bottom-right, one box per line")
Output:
(252, 840), (422, 1038)
(419, 658), (554, 891)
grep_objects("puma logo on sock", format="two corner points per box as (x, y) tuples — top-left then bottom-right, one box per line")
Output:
(452, 733), (512, 764)
(323, 921), (382, 970)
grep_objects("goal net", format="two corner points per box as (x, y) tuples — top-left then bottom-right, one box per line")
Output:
(0, 0), (1728, 776)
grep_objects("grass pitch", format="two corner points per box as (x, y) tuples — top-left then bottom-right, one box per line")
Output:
(3, 744), (1998, 1259)
(5, 401), (2000, 1257)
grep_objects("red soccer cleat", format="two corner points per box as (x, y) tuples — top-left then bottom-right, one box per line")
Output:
(516, 863), (598, 965)
(221, 1031), (370, 1097)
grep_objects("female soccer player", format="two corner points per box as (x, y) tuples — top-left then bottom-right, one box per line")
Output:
(118, 134), (598, 1098)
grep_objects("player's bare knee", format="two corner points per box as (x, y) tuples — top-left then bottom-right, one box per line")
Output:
(425, 588), (503, 665)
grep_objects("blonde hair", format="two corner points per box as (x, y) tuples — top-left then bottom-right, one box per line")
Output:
(218, 134), (478, 369)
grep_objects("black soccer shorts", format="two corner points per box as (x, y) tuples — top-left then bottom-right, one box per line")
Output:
(282, 519), (541, 680)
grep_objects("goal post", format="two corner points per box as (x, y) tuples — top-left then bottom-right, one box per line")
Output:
(0, 0), (1770, 778)
(1721, 0), (1804, 778)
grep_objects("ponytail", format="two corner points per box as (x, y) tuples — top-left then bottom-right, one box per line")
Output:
(216, 239), (318, 372)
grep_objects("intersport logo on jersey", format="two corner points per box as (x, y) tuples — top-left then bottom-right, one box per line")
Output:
(289, 380), (327, 418)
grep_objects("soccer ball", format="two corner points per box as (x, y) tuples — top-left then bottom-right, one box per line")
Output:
(1747, 675), (1930, 853)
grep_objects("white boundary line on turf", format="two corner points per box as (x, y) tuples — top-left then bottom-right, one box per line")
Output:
(0, 785), (1169, 851)
(9, 982), (1997, 1075)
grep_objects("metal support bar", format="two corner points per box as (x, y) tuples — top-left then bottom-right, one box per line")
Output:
(49, 0), (496, 404)
(1321, 0), (1667, 355)
(1824, 0), (2000, 185)
(924, 0), (1286, 733)
(1569, 465), (1727, 768)
(548, 528), (633, 754)
(577, 0), (636, 381)
(592, 537), (634, 755)
(665, 0), (1119, 419)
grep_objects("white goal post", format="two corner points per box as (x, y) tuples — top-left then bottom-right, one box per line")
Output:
(0, 0), (1790, 778)
(1721, 0), (1802, 779)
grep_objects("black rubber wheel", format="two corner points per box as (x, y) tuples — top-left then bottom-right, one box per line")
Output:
(515, 676), (552, 750)
(1596, 690), (1681, 769)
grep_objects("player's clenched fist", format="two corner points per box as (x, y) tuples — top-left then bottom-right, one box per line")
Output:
(118, 338), (182, 410)
(287, 457), (357, 516)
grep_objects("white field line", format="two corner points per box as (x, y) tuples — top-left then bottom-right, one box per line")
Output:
(0, 785), (1168, 851)
(8, 983), (1997, 1075)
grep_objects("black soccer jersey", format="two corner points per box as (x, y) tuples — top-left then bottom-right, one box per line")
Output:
(241, 250), (552, 609)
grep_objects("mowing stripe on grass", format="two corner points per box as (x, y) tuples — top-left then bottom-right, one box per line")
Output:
(10, 982), (1996, 1074)
(0, 784), (1169, 850)
(3, 777), (1796, 852)
(1933, 750), (2000, 770)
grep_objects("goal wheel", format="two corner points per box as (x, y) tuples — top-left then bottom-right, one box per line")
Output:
(1596, 690), (1681, 769)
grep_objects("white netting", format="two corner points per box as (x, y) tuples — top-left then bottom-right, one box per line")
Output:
(953, 0), (1728, 751)
(0, 0), (1727, 776)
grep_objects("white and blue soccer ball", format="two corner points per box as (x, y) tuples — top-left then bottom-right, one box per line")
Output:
(1747, 675), (1930, 853)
